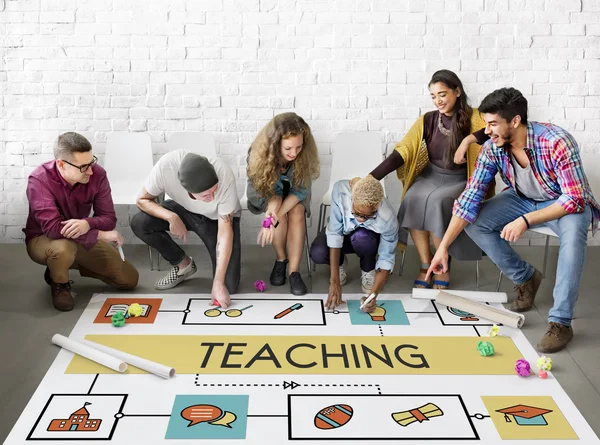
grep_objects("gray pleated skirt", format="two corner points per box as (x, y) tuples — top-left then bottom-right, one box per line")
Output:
(397, 162), (482, 261)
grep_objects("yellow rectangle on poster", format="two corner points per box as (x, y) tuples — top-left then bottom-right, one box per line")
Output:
(66, 335), (522, 375)
(482, 396), (578, 440)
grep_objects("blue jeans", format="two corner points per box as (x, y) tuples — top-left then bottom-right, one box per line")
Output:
(465, 188), (592, 326)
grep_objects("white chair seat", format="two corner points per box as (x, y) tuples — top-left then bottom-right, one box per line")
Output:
(528, 226), (558, 237)
(321, 190), (333, 206)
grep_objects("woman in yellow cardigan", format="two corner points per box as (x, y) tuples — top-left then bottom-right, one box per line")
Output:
(370, 70), (491, 289)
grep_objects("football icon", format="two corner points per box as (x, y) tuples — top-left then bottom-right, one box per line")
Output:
(314, 404), (354, 430)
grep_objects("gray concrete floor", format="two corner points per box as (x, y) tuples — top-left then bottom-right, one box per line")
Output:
(1, 243), (600, 442)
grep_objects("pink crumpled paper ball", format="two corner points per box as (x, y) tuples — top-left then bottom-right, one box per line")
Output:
(515, 359), (531, 377)
(254, 280), (267, 292)
(262, 217), (273, 228)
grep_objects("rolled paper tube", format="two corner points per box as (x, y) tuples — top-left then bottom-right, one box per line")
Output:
(435, 291), (525, 329)
(52, 334), (127, 373)
(83, 338), (175, 379)
(412, 288), (508, 303)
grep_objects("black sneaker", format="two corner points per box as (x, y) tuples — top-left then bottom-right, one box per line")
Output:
(289, 272), (307, 296)
(270, 259), (288, 286)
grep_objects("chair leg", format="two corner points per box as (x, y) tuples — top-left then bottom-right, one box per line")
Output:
(305, 214), (311, 277)
(496, 271), (503, 292)
(317, 204), (324, 234)
(476, 260), (480, 289)
(157, 253), (161, 271)
(148, 245), (154, 270)
(542, 235), (550, 278)
(313, 205), (324, 272)
(398, 249), (406, 276)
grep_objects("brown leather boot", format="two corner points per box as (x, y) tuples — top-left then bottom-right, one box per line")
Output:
(537, 322), (574, 353)
(51, 281), (74, 311)
(510, 268), (543, 312)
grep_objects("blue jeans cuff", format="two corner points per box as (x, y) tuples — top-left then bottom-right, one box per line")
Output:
(547, 317), (571, 327)
(514, 264), (535, 285)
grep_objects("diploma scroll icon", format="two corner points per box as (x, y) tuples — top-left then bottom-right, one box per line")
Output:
(392, 403), (444, 427)
(274, 303), (303, 319)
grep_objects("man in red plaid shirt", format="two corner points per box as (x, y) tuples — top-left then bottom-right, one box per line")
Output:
(428, 87), (599, 353)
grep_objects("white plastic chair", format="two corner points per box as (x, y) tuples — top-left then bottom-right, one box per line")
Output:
(104, 132), (154, 267)
(313, 132), (386, 271)
(105, 132), (153, 205)
(316, 132), (386, 233)
(168, 132), (217, 157)
(496, 152), (600, 291)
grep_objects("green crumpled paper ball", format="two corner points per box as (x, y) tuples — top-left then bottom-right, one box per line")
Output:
(477, 340), (495, 356)
(111, 311), (126, 327)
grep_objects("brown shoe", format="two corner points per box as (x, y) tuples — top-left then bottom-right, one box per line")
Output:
(510, 268), (543, 312)
(537, 322), (574, 353)
(51, 281), (74, 311)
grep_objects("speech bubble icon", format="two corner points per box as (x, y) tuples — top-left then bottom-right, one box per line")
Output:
(181, 404), (223, 427)
(209, 410), (237, 428)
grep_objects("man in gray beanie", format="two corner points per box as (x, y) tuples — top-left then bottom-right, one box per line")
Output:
(131, 149), (242, 308)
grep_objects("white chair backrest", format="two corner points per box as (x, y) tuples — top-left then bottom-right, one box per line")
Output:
(105, 132), (153, 205)
(168, 132), (217, 158)
(581, 152), (600, 199)
(329, 132), (385, 189)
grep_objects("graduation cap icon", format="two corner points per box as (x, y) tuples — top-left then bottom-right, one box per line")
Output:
(496, 405), (553, 426)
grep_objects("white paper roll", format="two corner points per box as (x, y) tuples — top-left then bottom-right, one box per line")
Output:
(52, 334), (128, 373)
(412, 287), (508, 303)
(83, 339), (175, 379)
(435, 291), (525, 329)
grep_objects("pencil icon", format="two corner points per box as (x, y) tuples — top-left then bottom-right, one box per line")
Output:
(274, 303), (303, 319)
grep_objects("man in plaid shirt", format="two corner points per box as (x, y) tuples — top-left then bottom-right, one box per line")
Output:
(427, 87), (599, 353)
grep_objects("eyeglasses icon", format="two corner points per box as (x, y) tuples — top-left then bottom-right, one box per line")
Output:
(204, 305), (253, 318)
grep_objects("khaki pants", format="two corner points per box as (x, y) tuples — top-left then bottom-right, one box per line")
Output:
(26, 236), (139, 289)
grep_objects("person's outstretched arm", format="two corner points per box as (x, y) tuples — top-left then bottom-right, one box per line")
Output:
(370, 151), (404, 181)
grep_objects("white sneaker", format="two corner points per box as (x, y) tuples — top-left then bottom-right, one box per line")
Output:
(330, 258), (347, 286)
(361, 269), (376, 294)
(155, 257), (197, 290)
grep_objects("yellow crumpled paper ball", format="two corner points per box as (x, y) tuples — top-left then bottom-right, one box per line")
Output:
(127, 303), (144, 318)
(537, 355), (553, 371)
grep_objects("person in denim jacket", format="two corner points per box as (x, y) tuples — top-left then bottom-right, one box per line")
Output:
(310, 175), (399, 312)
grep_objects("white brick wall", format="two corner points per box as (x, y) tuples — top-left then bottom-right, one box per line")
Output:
(1, 0), (600, 247)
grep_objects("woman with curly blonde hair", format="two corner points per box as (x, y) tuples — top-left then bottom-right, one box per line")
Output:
(246, 112), (320, 296)
(310, 175), (399, 312)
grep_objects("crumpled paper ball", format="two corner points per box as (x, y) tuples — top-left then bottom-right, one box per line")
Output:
(537, 355), (553, 371)
(515, 359), (531, 377)
(538, 369), (548, 379)
(254, 280), (267, 292)
(262, 217), (273, 228)
(488, 324), (500, 337)
(111, 311), (126, 327)
(477, 341), (495, 356)
(127, 303), (143, 318)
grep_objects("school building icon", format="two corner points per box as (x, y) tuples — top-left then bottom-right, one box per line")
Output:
(47, 402), (102, 432)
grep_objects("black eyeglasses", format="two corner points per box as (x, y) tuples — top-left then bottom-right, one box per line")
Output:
(62, 155), (98, 173)
(352, 208), (377, 220)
